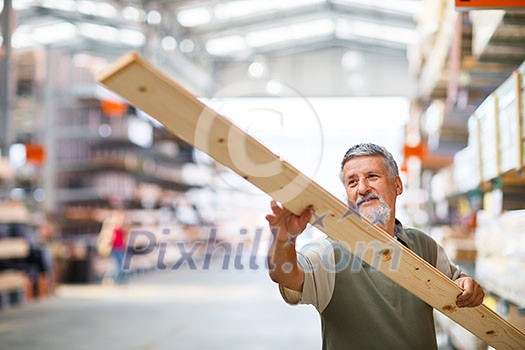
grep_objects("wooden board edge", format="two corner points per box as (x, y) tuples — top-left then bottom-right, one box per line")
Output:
(96, 51), (143, 84)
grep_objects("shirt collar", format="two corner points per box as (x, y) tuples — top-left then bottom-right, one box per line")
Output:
(394, 219), (412, 249)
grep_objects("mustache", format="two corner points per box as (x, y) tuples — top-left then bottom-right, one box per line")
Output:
(356, 192), (381, 207)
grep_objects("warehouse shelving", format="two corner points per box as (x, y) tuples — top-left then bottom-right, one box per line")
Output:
(471, 10), (525, 63)
(409, 3), (525, 345)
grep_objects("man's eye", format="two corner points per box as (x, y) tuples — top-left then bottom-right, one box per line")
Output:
(368, 174), (378, 180)
(348, 180), (357, 187)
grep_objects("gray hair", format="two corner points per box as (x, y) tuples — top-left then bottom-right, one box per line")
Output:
(339, 143), (399, 182)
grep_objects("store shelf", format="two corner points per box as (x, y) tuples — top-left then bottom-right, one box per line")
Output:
(56, 157), (196, 192)
(0, 202), (30, 224)
(480, 278), (525, 308)
(472, 10), (525, 63)
(416, 0), (457, 99)
(0, 238), (30, 260)
(475, 210), (525, 308)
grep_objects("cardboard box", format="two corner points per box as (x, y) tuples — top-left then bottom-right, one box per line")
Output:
(496, 71), (522, 173)
(454, 146), (481, 193)
(477, 94), (500, 181)
(519, 63), (525, 167)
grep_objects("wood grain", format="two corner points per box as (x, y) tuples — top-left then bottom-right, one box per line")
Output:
(97, 52), (525, 350)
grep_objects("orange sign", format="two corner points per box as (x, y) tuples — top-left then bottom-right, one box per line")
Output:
(101, 99), (128, 118)
(456, 0), (525, 9)
(24, 143), (46, 165)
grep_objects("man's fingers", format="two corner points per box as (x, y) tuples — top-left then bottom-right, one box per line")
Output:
(457, 291), (474, 307)
(455, 278), (484, 307)
(265, 214), (276, 224)
(300, 207), (313, 227)
(457, 290), (468, 302)
(270, 200), (282, 213)
(268, 200), (314, 236)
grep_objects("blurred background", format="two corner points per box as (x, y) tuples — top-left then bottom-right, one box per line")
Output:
(0, 0), (524, 349)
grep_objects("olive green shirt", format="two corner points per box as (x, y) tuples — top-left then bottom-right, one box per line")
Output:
(280, 221), (461, 350)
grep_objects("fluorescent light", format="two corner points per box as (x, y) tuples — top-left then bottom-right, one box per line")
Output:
(147, 10), (162, 25)
(128, 118), (153, 148)
(280, 0), (325, 10)
(206, 18), (334, 55)
(245, 19), (334, 48)
(9, 144), (27, 168)
(122, 6), (144, 22)
(32, 21), (77, 45)
(245, 26), (291, 47)
(289, 18), (334, 40)
(39, 0), (76, 12)
(40, 0), (116, 17)
(215, 0), (260, 20)
(78, 23), (144, 47)
(95, 2), (117, 19)
(179, 39), (195, 53)
(206, 35), (247, 56)
(177, 6), (212, 27)
(248, 61), (267, 78)
(335, 0), (421, 15)
(120, 28), (145, 47)
(335, 18), (415, 45)
(215, 0), (325, 21)
(161, 36), (177, 51)
(79, 22), (118, 42)
(77, 0), (97, 16)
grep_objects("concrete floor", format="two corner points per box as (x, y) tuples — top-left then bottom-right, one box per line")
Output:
(0, 259), (321, 350)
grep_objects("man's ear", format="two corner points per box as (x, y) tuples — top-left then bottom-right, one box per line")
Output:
(395, 176), (403, 195)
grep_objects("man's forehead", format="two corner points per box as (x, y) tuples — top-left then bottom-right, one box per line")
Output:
(343, 155), (387, 173)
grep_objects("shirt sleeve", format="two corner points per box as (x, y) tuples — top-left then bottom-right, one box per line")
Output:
(279, 238), (336, 313)
(435, 243), (463, 280)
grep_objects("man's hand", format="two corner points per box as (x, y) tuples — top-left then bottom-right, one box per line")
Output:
(265, 200), (312, 243)
(454, 274), (485, 308)
(265, 200), (312, 291)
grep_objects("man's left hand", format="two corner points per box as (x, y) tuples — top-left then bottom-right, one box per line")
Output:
(454, 274), (484, 308)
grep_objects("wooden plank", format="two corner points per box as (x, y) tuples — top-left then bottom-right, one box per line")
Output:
(96, 52), (525, 350)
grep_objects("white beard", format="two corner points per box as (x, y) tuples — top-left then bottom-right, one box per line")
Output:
(357, 197), (391, 228)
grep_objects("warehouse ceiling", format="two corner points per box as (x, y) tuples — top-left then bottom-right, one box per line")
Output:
(133, 0), (423, 97)
(161, 0), (418, 58)
(2, 0), (425, 97)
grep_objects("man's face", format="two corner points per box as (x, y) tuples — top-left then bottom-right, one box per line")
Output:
(342, 155), (402, 227)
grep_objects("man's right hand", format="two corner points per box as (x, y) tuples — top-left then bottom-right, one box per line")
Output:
(265, 200), (312, 291)
(265, 200), (312, 243)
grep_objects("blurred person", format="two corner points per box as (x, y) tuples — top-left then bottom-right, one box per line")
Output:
(98, 209), (128, 285)
(266, 143), (484, 350)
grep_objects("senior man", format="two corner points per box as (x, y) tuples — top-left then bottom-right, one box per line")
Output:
(266, 143), (484, 350)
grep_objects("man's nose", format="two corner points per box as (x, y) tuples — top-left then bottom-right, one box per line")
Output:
(357, 178), (370, 195)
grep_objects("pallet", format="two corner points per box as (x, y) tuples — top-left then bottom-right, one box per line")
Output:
(97, 52), (525, 350)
